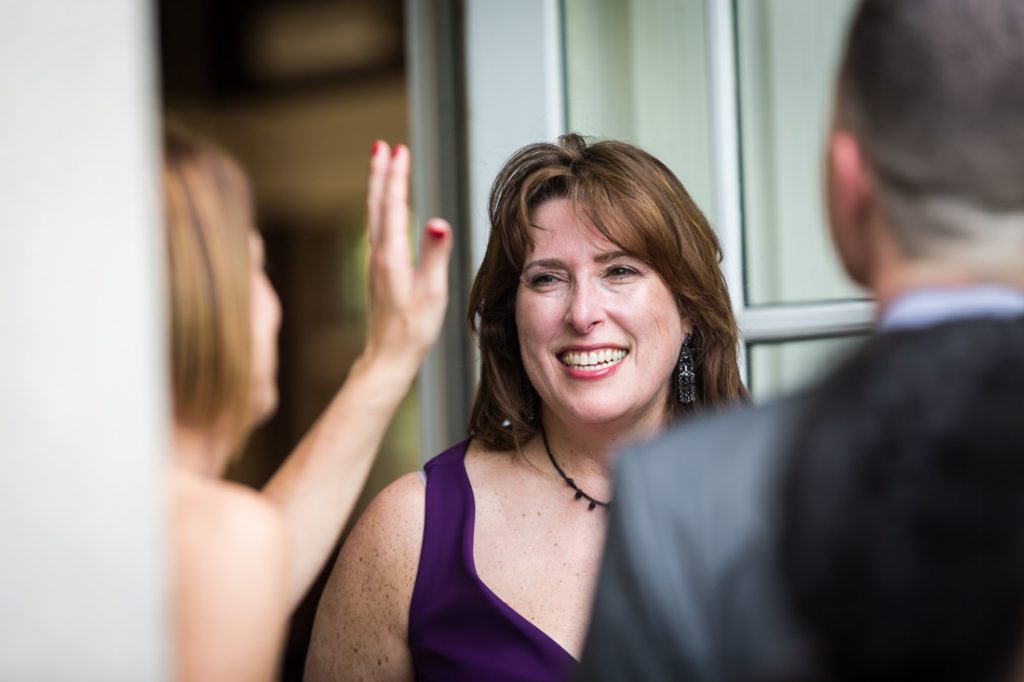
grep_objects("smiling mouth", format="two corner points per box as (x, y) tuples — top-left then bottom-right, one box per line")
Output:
(558, 348), (629, 370)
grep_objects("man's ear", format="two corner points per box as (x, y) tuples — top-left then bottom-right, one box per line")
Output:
(826, 130), (874, 287)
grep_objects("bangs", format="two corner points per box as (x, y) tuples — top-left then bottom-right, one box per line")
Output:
(514, 166), (672, 271)
(568, 175), (685, 282)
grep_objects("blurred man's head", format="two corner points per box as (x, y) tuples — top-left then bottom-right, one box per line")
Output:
(826, 0), (1024, 294)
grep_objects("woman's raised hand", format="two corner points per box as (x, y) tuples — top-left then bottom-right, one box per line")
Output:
(362, 141), (452, 376)
(260, 141), (452, 608)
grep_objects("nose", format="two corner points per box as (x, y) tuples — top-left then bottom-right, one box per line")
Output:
(564, 278), (605, 334)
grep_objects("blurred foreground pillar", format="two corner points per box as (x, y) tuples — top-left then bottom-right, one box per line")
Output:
(0, 1), (168, 678)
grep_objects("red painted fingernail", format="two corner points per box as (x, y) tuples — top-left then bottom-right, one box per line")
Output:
(392, 144), (404, 159)
(428, 223), (447, 239)
(371, 140), (382, 157)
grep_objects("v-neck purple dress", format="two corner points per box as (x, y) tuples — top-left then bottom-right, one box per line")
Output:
(408, 441), (578, 682)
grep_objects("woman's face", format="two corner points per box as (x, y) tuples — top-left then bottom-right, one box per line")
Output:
(515, 198), (689, 435)
(248, 232), (281, 426)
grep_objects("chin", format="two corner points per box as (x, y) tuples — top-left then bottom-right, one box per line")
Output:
(558, 403), (637, 428)
(249, 390), (279, 428)
(558, 395), (670, 431)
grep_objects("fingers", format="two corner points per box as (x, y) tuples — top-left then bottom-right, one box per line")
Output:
(360, 144), (452, 364)
(366, 140), (390, 246)
(380, 144), (411, 260)
(415, 218), (453, 301)
(365, 141), (451, 322)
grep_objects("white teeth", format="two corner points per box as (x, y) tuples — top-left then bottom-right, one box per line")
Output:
(559, 348), (627, 369)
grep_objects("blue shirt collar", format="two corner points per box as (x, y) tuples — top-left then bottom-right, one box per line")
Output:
(880, 286), (1024, 331)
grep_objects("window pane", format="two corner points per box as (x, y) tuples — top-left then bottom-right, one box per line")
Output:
(563, 0), (716, 221)
(748, 335), (866, 403)
(737, 0), (866, 305)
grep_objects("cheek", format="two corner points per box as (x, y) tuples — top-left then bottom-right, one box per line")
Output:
(514, 292), (547, 353)
(514, 292), (562, 380)
(649, 317), (684, 373)
(654, 309), (687, 348)
(632, 286), (687, 359)
(251, 273), (281, 352)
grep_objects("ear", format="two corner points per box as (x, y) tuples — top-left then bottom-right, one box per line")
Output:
(826, 130), (874, 286)
(675, 302), (694, 336)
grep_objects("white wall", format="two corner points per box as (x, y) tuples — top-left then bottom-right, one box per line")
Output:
(0, 1), (168, 678)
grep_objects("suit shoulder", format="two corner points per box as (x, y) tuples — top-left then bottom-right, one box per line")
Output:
(622, 398), (803, 480)
(612, 397), (806, 541)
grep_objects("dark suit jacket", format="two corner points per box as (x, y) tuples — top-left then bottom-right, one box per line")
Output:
(576, 398), (812, 682)
(577, 310), (1024, 681)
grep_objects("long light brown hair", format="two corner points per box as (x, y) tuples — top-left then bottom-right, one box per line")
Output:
(468, 134), (746, 451)
(163, 126), (254, 448)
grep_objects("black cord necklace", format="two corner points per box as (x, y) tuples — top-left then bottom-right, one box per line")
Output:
(540, 425), (611, 511)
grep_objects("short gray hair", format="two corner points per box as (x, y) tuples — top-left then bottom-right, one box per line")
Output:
(837, 0), (1024, 262)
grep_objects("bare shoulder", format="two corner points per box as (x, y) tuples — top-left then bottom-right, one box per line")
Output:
(321, 470), (425, 598)
(172, 473), (288, 681)
(348, 471), (426, 553)
(305, 472), (425, 682)
(175, 475), (287, 568)
(321, 470), (426, 601)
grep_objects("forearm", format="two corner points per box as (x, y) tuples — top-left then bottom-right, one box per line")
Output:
(262, 351), (420, 607)
(265, 139), (451, 609)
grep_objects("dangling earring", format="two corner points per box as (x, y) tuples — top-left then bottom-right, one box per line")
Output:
(676, 332), (696, 405)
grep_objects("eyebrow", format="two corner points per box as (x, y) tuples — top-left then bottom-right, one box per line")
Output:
(521, 257), (565, 272)
(521, 250), (634, 272)
(594, 250), (631, 264)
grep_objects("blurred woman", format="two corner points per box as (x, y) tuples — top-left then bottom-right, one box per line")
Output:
(306, 134), (746, 681)
(164, 127), (451, 681)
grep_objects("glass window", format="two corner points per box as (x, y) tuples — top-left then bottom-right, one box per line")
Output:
(736, 0), (865, 305)
(747, 335), (866, 402)
(563, 0), (716, 219)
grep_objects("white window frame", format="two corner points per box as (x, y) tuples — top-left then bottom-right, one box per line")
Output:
(705, 0), (873, 386)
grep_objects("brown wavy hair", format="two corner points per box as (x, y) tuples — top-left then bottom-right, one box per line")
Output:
(468, 134), (746, 451)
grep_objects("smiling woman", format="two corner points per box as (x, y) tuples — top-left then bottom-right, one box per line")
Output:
(514, 198), (687, 438)
(472, 135), (746, 453)
(305, 134), (747, 682)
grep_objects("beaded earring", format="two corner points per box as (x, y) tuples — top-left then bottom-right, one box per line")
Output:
(676, 332), (697, 405)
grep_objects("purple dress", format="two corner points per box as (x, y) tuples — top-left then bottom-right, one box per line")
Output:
(408, 441), (578, 681)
